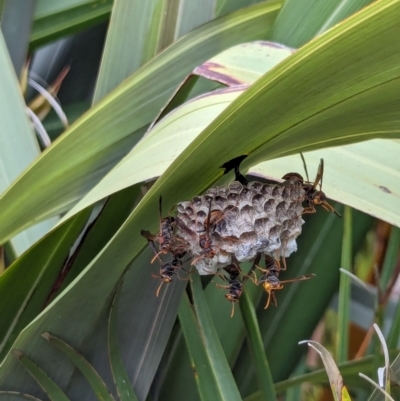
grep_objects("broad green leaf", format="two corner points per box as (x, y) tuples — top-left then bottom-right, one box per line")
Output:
(108, 281), (139, 401)
(0, 31), (57, 256)
(159, 260), (263, 401)
(216, 0), (261, 17)
(239, 291), (276, 400)
(31, 0), (113, 50)
(337, 207), (352, 364)
(61, 86), (245, 222)
(60, 41), (293, 222)
(0, 210), (90, 361)
(94, 0), (167, 102)
(271, 0), (373, 48)
(41, 333), (116, 401)
(66, 0), (400, 227)
(193, 41), (294, 85)
(0, 1), (397, 395)
(0, 0), (7, 22)
(191, 272), (242, 401)
(171, 0), (215, 41)
(106, 246), (188, 400)
(1, 0), (36, 76)
(249, 140), (400, 228)
(178, 293), (222, 401)
(0, 1), (282, 244)
(15, 352), (71, 401)
(299, 340), (351, 401)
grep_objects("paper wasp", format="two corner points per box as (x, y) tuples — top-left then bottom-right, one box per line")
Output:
(216, 264), (243, 318)
(140, 196), (189, 262)
(282, 157), (341, 217)
(257, 255), (315, 309)
(216, 254), (261, 317)
(143, 237), (191, 297)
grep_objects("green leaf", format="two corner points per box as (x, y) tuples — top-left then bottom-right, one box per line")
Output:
(94, 0), (167, 102)
(30, 0), (113, 50)
(41, 332), (116, 401)
(178, 293), (222, 401)
(1, 0), (36, 75)
(0, 210), (90, 361)
(62, 0), (400, 227)
(108, 281), (139, 401)
(0, 1), (282, 243)
(239, 291), (276, 400)
(216, 0), (261, 17)
(102, 246), (188, 400)
(0, 31), (57, 256)
(337, 206), (352, 364)
(249, 141), (400, 228)
(61, 86), (245, 221)
(194, 41), (294, 85)
(15, 352), (71, 401)
(271, 0), (374, 47)
(0, 1), (396, 396)
(191, 272), (242, 401)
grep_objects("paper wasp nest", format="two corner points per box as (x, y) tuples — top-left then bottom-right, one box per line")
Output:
(175, 177), (305, 274)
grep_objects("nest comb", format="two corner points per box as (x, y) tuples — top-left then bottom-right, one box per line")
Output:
(175, 176), (305, 274)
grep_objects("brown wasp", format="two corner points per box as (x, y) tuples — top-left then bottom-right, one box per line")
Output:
(216, 264), (243, 318)
(141, 196), (189, 262)
(216, 254), (261, 317)
(144, 238), (190, 297)
(257, 255), (315, 309)
(282, 157), (341, 217)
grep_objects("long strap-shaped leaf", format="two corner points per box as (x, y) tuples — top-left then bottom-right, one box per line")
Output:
(240, 291), (276, 400)
(179, 293), (225, 401)
(15, 351), (71, 401)
(0, 0), (399, 394)
(190, 272), (242, 401)
(108, 281), (139, 401)
(0, 1), (282, 243)
(41, 333), (116, 401)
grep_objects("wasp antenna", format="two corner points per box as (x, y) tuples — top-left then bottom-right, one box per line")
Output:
(280, 274), (315, 285)
(230, 302), (235, 318)
(156, 281), (164, 297)
(300, 152), (310, 182)
(151, 251), (163, 264)
(321, 201), (341, 218)
(264, 290), (272, 309)
(320, 159), (324, 189)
